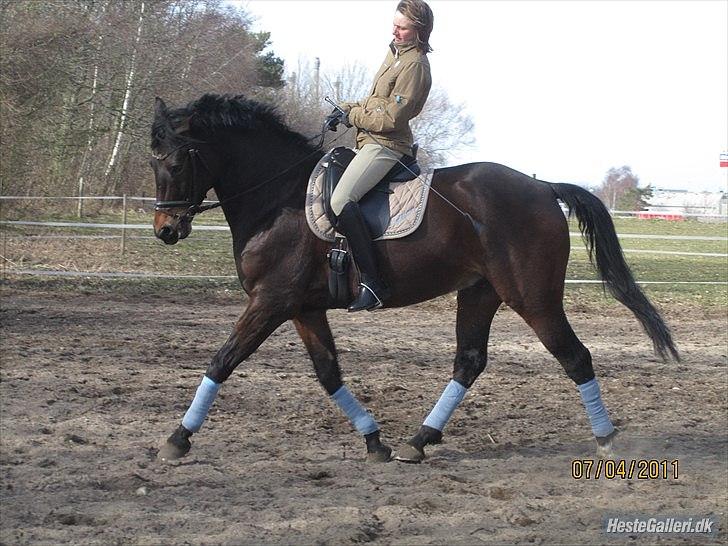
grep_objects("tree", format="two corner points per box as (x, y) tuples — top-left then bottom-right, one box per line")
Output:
(595, 166), (653, 211)
(251, 32), (284, 89)
(0, 0), (286, 202)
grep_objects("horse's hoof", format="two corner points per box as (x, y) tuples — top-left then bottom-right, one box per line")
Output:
(367, 445), (392, 463)
(394, 443), (425, 464)
(157, 438), (190, 462)
(595, 428), (619, 459)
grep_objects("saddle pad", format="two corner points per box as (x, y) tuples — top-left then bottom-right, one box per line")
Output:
(305, 166), (434, 243)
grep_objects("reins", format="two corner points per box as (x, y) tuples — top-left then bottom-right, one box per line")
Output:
(323, 97), (480, 228)
(154, 122), (349, 222)
(155, 99), (483, 235)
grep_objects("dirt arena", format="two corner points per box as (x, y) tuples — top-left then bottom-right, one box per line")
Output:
(1, 281), (725, 544)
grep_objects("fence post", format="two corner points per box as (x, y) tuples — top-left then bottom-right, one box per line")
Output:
(77, 177), (84, 219)
(121, 194), (128, 255)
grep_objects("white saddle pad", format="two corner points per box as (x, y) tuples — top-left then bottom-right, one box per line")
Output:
(305, 166), (434, 243)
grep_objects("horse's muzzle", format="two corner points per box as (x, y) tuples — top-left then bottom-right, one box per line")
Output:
(157, 225), (179, 245)
(154, 212), (192, 245)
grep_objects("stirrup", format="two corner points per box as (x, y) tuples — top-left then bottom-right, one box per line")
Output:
(348, 282), (387, 312)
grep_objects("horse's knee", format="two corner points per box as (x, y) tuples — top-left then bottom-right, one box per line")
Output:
(452, 349), (487, 388)
(313, 359), (343, 395)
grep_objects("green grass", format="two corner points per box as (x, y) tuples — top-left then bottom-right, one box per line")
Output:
(567, 250), (727, 282)
(2, 214), (726, 311)
(571, 217), (727, 238)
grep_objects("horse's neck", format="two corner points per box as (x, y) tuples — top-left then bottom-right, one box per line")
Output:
(216, 145), (320, 247)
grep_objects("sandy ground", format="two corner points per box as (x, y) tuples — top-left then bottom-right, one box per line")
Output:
(0, 281), (726, 545)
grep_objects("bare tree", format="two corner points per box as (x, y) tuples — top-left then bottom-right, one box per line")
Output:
(595, 166), (652, 211)
(0, 0), (286, 203)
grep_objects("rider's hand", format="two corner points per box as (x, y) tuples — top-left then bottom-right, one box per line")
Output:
(325, 108), (351, 132)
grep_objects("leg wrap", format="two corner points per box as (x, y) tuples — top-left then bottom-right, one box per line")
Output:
(331, 386), (379, 436)
(577, 378), (614, 438)
(181, 375), (221, 433)
(423, 380), (468, 432)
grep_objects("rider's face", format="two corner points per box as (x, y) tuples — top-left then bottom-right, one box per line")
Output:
(392, 11), (417, 45)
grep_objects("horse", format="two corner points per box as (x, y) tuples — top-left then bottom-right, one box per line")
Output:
(150, 93), (678, 464)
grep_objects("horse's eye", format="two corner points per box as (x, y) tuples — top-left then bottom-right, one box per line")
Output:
(168, 164), (183, 176)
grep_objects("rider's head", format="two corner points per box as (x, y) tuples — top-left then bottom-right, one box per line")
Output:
(394, 0), (434, 53)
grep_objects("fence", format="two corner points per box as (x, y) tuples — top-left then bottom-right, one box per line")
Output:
(1, 195), (727, 283)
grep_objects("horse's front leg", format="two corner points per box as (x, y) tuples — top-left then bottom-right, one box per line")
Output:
(158, 296), (288, 461)
(293, 310), (391, 462)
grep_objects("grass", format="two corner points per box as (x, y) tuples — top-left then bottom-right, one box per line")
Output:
(2, 214), (726, 311)
(600, 217), (727, 237)
(566, 251), (727, 282)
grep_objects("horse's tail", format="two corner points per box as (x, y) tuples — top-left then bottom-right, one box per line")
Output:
(549, 182), (679, 362)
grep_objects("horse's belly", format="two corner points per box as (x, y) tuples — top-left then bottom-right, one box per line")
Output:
(378, 229), (485, 308)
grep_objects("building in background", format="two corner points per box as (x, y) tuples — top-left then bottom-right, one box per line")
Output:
(643, 188), (727, 220)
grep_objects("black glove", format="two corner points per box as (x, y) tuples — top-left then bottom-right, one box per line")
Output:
(324, 108), (350, 132)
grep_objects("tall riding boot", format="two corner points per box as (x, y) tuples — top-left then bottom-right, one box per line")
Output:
(335, 201), (391, 312)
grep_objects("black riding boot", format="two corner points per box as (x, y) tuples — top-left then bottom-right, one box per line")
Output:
(335, 201), (391, 312)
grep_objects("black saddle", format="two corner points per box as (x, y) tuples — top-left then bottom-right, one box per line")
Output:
(322, 146), (421, 239)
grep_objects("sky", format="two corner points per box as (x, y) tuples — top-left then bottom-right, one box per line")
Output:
(235, 0), (727, 192)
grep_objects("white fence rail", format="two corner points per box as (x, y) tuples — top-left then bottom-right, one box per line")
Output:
(0, 196), (728, 274)
(3, 220), (727, 256)
(4, 268), (727, 285)
(2, 195), (726, 219)
(1, 219), (726, 259)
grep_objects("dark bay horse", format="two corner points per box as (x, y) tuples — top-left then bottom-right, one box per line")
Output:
(150, 94), (678, 463)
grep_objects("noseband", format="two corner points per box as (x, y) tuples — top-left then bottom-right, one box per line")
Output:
(154, 144), (216, 222)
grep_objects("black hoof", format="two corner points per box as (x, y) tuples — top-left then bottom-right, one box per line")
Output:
(367, 445), (392, 463)
(394, 443), (426, 463)
(363, 430), (392, 462)
(157, 425), (192, 462)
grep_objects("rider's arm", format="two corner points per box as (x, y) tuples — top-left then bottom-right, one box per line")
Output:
(347, 60), (431, 134)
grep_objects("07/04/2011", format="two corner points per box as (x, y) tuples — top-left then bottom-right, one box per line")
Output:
(571, 459), (679, 480)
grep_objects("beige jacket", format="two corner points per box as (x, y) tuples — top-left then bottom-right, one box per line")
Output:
(343, 42), (431, 156)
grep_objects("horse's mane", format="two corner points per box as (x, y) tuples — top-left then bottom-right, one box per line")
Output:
(154, 94), (315, 152)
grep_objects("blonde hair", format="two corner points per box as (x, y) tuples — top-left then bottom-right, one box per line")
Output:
(396, 0), (434, 53)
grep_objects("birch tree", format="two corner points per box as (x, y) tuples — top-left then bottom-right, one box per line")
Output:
(103, 0), (145, 194)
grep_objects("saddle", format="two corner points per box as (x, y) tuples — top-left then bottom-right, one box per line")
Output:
(322, 147), (421, 238)
(305, 146), (434, 308)
(305, 146), (433, 242)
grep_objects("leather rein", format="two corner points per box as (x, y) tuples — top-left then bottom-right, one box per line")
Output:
(153, 124), (335, 224)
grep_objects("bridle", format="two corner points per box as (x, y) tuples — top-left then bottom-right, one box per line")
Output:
(153, 142), (219, 223)
(152, 122), (341, 224)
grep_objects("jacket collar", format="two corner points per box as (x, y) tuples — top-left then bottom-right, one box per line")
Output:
(389, 40), (418, 58)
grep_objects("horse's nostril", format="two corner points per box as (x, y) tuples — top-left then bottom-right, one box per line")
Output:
(158, 225), (179, 244)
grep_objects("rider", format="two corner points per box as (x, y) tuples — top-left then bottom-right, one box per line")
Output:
(325, 0), (433, 312)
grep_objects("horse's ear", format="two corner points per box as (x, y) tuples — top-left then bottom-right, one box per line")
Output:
(154, 97), (168, 119)
(175, 116), (191, 134)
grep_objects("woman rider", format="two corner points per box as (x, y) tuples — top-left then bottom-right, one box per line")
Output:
(325, 0), (434, 312)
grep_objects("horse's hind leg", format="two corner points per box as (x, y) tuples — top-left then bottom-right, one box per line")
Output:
(520, 303), (617, 457)
(396, 280), (501, 463)
(293, 310), (392, 462)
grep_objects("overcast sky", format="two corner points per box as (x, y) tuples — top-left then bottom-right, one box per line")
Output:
(236, 0), (727, 192)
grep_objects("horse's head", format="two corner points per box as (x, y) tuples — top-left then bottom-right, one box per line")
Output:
(150, 97), (216, 245)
